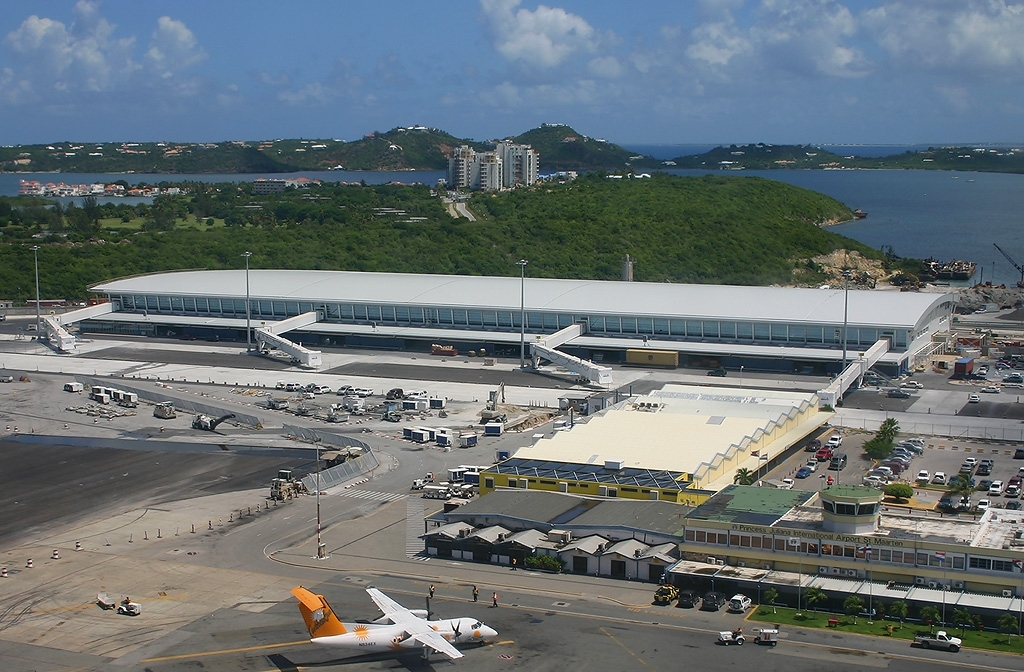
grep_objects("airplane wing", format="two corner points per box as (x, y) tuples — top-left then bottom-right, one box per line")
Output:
(366, 588), (463, 659)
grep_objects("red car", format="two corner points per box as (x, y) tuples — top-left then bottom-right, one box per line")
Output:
(815, 447), (834, 462)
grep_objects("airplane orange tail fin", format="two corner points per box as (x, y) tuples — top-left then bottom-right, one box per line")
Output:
(291, 586), (348, 638)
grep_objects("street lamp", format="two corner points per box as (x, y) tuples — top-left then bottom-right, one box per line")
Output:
(841, 269), (852, 376)
(517, 259), (528, 369)
(241, 251), (252, 352)
(30, 245), (40, 335)
(315, 437), (327, 559)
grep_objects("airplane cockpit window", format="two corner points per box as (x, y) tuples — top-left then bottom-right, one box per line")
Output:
(472, 622), (482, 628)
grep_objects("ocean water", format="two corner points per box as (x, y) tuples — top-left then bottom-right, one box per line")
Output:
(5, 166), (1024, 287)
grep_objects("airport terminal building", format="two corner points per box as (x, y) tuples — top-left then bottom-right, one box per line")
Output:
(83, 269), (955, 377)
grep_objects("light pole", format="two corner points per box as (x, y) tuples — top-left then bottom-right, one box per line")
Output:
(841, 269), (852, 375)
(517, 259), (528, 369)
(30, 245), (40, 335)
(241, 251), (252, 352)
(315, 437), (327, 559)
(788, 537), (801, 612)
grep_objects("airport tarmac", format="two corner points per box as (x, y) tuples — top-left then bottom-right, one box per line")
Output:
(3, 334), (1024, 670)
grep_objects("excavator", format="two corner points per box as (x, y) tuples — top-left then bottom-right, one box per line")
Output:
(480, 382), (507, 423)
(191, 413), (236, 431)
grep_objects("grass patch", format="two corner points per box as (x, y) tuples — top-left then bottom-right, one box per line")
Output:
(749, 606), (1024, 655)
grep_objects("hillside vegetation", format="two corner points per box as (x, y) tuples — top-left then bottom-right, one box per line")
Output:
(0, 173), (877, 300)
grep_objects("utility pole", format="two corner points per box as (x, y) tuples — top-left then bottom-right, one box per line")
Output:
(517, 259), (528, 369)
(242, 251), (252, 352)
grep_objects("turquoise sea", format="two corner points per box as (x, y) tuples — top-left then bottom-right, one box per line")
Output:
(4, 162), (1024, 287)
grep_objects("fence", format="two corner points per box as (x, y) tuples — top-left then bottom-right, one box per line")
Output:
(281, 425), (378, 491)
(832, 415), (1024, 444)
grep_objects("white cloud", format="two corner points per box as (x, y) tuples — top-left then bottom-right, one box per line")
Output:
(279, 82), (335, 107)
(865, 1), (1024, 73)
(480, 0), (599, 68)
(588, 55), (623, 79)
(686, 20), (749, 67)
(144, 16), (206, 77)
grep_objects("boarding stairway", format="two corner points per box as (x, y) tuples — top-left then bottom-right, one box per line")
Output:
(254, 311), (323, 368)
(530, 323), (613, 386)
(39, 302), (115, 352)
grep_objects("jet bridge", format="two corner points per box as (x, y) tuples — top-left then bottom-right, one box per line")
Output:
(816, 339), (890, 407)
(254, 311), (323, 368)
(530, 322), (613, 386)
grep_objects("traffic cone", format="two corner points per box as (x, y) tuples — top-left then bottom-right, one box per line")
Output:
(51, 549), (60, 560)
(1, 567), (7, 578)
(26, 558), (33, 568)
(75, 541), (82, 551)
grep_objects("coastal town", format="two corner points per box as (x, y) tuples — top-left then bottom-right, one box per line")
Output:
(17, 179), (181, 198)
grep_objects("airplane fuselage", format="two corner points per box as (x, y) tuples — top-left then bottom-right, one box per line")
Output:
(311, 616), (496, 653)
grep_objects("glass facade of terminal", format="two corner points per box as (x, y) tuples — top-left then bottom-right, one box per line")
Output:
(107, 293), (916, 351)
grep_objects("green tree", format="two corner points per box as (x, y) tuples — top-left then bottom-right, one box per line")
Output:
(951, 608), (973, 636)
(919, 605), (941, 631)
(889, 600), (909, 629)
(998, 612), (1018, 644)
(878, 418), (900, 443)
(948, 474), (974, 500)
(804, 586), (827, 613)
(843, 595), (864, 624)
(884, 483), (915, 502)
(733, 468), (756, 485)
(763, 588), (778, 614)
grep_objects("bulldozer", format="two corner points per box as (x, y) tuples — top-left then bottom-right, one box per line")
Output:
(191, 413), (235, 431)
(270, 469), (306, 500)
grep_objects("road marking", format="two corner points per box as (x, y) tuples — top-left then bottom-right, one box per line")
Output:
(599, 625), (656, 670)
(335, 489), (406, 502)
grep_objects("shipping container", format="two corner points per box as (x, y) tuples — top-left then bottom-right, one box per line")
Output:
(954, 357), (974, 377)
(625, 348), (678, 368)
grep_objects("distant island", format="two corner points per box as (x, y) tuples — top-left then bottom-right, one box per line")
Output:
(1, 124), (1022, 175)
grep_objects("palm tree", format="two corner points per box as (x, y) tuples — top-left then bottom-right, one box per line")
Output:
(805, 586), (827, 613)
(734, 468), (756, 485)
(949, 474), (974, 500)
(998, 612), (1017, 644)
(878, 418), (900, 443)
(919, 605), (941, 632)
(844, 595), (864, 624)
(889, 600), (909, 629)
(763, 588), (778, 614)
(951, 608), (972, 636)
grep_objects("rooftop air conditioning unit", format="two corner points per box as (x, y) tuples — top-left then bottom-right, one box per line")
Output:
(458, 529), (468, 538)
(497, 533), (506, 542)
(915, 577), (926, 585)
(763, 564), (772, 570)
(737, 561), (746, 567)
(845, 569), (857, 577)
(927, 581), (938, 589)
(1003, 589), (1013, 598)
(953, 581), (965, 589)
(717, 559), (725, 566)
(707, 557), (717, 565)
(818, 566), (828, 574)
(830, 567), (841, 575)
(634, 549), (643, 558)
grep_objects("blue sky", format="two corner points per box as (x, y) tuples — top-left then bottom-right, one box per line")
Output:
(2, 0), (1023, 146)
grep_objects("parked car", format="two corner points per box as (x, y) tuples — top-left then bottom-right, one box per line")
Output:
(676, 589), (700, 608)
(700, 591), (728, 611)
(707, 367), (728, 377)
(903, 437), (926, 447)
(804, 460), (818, 472)
(826, 434), (843, 448)
(1016, 448), (1024, 459)
(962, 457), (978, 469)
(980, 386), (1000, 394)
(988, 480), (1004, 496)
(880, 461), (906, 475)
(727, 594), (752, 612)
(900, 380), (924, 389)
(795, 466), (813, 479)
(1003, 373), (1024, 383)
(863, 475), (886, 488)
(336, 385), (354, 396)
(898, 442), (924, 454)
(815, 447), (834, 462)
(933, 472), (947, 485)
(976, 499), (990, 511)
(915, 470), (930, 483)
(1005, 483), (1021, 498)
(1008, 500), (1023, 510)
(968, 394), (981, 403)
(805, 439), (822, 452)
(978, 479), (994, 491)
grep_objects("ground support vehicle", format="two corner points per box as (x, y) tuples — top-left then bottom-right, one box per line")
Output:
(153, 401), (176, 419)
(653, 584), (679, 605)
(270, 469), (307, 500)
(753, 628), (779, 646)
(913, 631), (962, 652)
(117, 601), (142, 616)
(717, 629), (745, 645)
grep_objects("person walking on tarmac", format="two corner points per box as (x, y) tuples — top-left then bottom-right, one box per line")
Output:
(429, 584), (435, 599)
(511, 557), (518, 571)
(472, 585), (479, 602)
(492, 591), (499, 608)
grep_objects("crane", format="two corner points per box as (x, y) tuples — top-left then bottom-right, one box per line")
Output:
(993, 244), (1024, 287)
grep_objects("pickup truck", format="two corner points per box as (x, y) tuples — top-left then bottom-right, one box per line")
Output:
(913, 631), (962, 652)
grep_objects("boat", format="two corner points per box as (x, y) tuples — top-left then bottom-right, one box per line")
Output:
(936, 260), (977, 281)
(852, 208), (867, 219)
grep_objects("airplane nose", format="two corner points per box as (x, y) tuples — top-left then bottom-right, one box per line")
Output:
(481, 625), (498, 638)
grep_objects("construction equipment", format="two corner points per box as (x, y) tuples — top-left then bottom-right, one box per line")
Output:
(153, 401), (176, 419)
(267, 397), (290, 410)
(382, 410), (402, 422)
(191, 413), (235, 431)
(480, 382), (507, 423)
(270, 469), (306, 500)
(994, 243), (1024, 287)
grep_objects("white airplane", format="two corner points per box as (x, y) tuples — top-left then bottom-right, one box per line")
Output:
(292, 585), (497, 660)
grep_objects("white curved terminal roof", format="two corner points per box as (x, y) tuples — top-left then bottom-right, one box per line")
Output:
(92, 269), (953, 329)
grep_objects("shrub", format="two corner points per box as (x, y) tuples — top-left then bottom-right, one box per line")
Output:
(524, 554), (564, 572)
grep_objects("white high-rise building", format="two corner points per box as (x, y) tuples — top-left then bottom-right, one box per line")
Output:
(447, 142), (539, 191)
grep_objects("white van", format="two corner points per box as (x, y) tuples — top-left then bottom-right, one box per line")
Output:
(63, 382), (84, 392)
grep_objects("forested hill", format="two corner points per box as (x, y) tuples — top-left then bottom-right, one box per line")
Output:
(0, 172), (878, 299)
(0, 124), (638, 174)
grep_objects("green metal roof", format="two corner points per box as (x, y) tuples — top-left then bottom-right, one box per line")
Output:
(688, 484), (816, 525)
